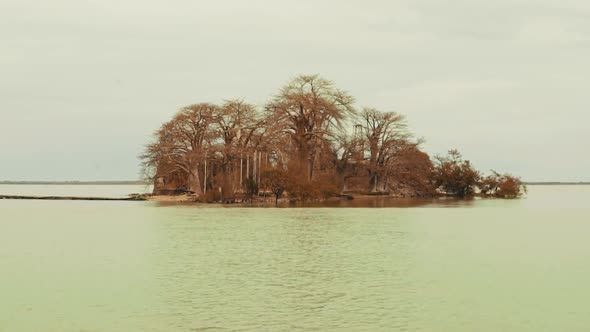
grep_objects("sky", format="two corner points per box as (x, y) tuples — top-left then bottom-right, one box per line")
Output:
(1, 0), (589, 182)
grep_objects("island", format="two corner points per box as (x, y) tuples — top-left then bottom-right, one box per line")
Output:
(141, 75), (525, 205)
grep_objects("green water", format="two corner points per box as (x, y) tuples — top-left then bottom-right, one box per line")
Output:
(1, 185), (589, 331)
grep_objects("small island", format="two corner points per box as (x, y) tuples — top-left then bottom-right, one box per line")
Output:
(141, 75), (525, 205)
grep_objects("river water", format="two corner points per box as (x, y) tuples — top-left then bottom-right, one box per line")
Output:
(1, 185), (589, 331)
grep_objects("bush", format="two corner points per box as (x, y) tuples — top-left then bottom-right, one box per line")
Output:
(261, 169), (288, 205)
(200, 189), (222, 202)
(244, 177), (259, 197)
(284, 172), (340, 202)
(432, 150), (481, 197)
(481, 171), (526, 198)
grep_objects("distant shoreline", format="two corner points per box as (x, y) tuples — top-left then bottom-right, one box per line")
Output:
(524, 182), (590, 185)
(1, 181), (588, 186)
(0, 181), (149, 185)
(0, 194), (146, 201)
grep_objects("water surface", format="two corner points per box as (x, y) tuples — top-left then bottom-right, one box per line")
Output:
(1, 185), (589, 331)
(0, 184), (151, 198)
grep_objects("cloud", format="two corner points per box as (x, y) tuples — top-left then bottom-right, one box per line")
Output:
(0, 0), (589, 180)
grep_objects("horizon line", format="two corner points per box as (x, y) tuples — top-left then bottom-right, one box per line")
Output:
(1, 180), (589, 185)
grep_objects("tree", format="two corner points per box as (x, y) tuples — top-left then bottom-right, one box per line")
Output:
(244, 176), (259, 200)
(141, 104), (217, 195)
(358, 108), (418, 192)
(261, 168), (288, 206)
(214, 99), (260, 199)
(383, 146), (435, 197)
(140, 127), (189, 194)
(433, 150), (481, 197)
(266, 74), (355, 180)
(141, 75), (525, 202)
(331, 132), (361, 187)
(481, 171), (527, 198)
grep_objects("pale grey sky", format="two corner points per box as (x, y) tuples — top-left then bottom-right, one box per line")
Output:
(1, 0), (588, 181)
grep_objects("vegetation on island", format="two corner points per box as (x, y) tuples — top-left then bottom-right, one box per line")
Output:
(141, 74), (525, 203)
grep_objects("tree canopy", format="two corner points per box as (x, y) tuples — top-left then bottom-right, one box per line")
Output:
(141, 74), (526, 202)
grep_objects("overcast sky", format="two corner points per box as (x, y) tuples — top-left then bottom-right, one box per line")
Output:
(1, 0), (588, 181)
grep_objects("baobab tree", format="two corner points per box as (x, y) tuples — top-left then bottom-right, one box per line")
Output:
(214, 99), (261, 198)
(266, 74), (355, 180)
(141, 103), (217, 195)
(141, 75), (525, 201)
(140, 123), (189, 192)
(358, 108), (417, 192)
(171, 103), (219, 194)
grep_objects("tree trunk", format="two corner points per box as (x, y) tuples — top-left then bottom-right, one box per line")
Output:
(188, 163), (202, 195)
(240, 156), (243, 190)
(246, 154), (250, 180)
(374, 174), (378, 192)
(221, 162), (234, 200)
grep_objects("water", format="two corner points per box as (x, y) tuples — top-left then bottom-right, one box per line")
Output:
(1, 185), (589, 331)
(0, 184), (151, 198)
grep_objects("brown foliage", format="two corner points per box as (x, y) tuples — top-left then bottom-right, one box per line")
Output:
(386, 147), (435, 197)
(481, 171), (527, 198)
(141, 75), (525, 202)
(357, 108), (423, 192)
(283, 170), (340, 202)
(432, 150), (481, 197)
(261, 168), (288, 206)
(266, 75), (355, 180)
(199, 189), (222, 203)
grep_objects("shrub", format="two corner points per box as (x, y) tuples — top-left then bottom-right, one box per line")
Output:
(284, 172), (340, 202)
(481, 171), (527, 198)
(432, 150), (481, 197)
(244, 177), (259, 197)
(261, 169), (288, 206)
(200, 189), (222, 202)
